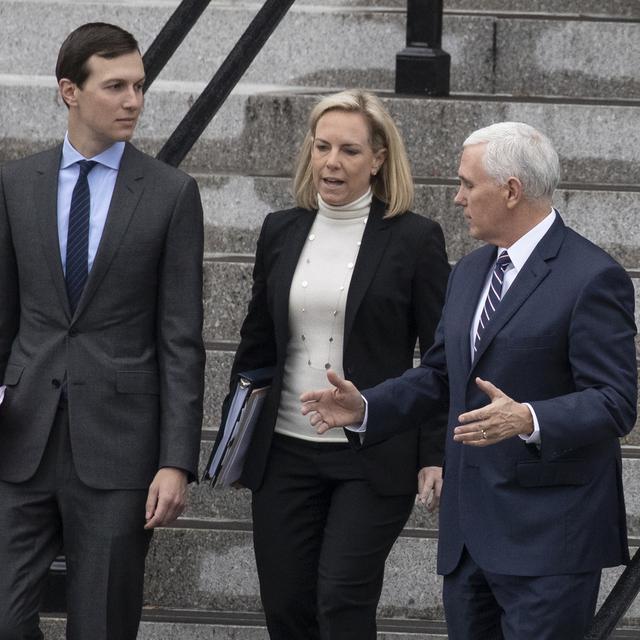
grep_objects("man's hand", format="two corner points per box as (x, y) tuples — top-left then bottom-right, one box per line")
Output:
(453, 377), (533, 446)
(144, 467), (188, 529)
(301, 369), (365, 435)
(417, 466), (442, 511)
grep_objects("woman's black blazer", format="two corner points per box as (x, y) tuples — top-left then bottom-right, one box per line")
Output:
(226, 197), (450, 495)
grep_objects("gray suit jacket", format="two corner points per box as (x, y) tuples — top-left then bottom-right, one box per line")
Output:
(0, 142), (205, 489)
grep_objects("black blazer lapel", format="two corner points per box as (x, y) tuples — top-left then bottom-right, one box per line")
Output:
(73, 144), (145, 318)
(343, 198), (391, 346)
(470, 215), (566, 372)
(33, 146), (71, 318)
(271, 210), (317, 356)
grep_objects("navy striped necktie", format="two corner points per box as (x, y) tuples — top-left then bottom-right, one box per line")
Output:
(66, 160), (97, 314)
(473, 250), (511, 359)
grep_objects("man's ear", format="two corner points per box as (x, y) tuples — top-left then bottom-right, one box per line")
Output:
(58, 78), (77, 108)
(505, 176), (524, 209)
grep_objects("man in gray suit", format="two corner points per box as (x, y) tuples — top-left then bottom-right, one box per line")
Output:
(0, 23), (205, 639)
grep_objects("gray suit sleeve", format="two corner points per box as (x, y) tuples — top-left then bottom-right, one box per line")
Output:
(155, 175), (206, 481)
(0, 168), (20, 378)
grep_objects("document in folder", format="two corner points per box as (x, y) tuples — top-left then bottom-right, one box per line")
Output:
(204, 367), (273, 487)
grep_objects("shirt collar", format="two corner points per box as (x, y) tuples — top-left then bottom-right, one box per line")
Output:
(61, 133), (126, 170)
(499, 209), (556, 273)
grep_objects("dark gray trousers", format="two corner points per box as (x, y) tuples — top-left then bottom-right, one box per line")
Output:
(0, 403), (152, 640)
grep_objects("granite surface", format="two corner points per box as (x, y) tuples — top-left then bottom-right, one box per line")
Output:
(143, 527), (640, 621)
(196, 174), (640, 267)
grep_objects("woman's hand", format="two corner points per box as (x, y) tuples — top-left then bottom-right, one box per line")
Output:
(416, 466), (442, 511)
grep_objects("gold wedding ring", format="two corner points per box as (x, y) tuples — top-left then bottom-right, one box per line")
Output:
(481, 429), (487, 440)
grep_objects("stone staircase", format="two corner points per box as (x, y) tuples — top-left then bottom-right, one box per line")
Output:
(1, 0), (639, 637)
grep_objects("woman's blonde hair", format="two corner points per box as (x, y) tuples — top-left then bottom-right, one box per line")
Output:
(293, 89), (414, 217)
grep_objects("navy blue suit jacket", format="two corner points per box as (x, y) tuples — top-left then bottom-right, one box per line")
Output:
(363, 214), (637, 576)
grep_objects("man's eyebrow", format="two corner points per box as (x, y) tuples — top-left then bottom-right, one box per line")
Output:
(101, 75), (146, 84)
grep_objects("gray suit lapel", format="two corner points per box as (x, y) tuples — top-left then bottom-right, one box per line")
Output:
(73, 144), (145, 318)
(33, 146), (71, 317)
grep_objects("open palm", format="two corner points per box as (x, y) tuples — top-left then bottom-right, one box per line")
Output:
(300, 369), (365, 434)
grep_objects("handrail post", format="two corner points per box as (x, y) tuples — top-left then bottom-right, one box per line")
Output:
(395, 0), (450, 96)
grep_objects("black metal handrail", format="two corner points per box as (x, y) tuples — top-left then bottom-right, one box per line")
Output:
(142, 0), (212, 91)
(156, 0), (296, 168)
(585, 548), (640, 639)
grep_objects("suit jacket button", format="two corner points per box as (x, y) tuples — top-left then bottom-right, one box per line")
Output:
(68, 329), (78, 337)
(51, 379), (61, 388)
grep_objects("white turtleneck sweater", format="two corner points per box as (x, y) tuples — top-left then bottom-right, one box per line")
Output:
(274, 189), (372, 442)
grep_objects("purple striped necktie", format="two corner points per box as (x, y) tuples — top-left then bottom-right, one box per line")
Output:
(66, 160), (97, 314)
(473, 250), (511, 360)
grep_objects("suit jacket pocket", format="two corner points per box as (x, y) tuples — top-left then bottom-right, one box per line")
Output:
(116, 370), (160, 395)
(2, 363), (24, 386)
(516, 459), (588, 487)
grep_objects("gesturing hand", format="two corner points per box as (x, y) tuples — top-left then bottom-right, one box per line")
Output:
(453, 377), (534, 446)
(300, 369), (365, 435)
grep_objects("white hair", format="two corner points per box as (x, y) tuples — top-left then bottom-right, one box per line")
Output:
(463, 122), (560, 200)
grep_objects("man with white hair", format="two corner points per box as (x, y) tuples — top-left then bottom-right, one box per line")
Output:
(301, 122), (637, 639)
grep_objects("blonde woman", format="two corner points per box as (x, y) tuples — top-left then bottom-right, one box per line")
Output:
(221, 90), (449, 638)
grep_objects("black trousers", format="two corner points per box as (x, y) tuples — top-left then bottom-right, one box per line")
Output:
(252, 433), (415, 640)
(0, 403), (152, 640)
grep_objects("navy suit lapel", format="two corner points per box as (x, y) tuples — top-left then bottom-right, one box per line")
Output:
(454, 244), (496, 373)
(271, 209), (316, 354)
(33, 146), (72, 318)
(73, 143), (145, 317)
(343, 198), (391, 347)
(469, 215), (565, 373)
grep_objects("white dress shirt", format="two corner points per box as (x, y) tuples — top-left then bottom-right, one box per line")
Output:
(469, 210), (556, 445)
(57, 134), (125, 274)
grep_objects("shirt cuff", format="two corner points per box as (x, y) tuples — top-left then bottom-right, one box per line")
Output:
(519, 402), (541, 445)
(345, 395), (368, 433)
(0, 385), (5, 405)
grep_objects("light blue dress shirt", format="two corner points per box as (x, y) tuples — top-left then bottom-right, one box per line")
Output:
(57, 134), (125, 274)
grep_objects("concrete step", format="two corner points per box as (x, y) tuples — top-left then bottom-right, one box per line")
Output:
(1, 83), (637, 185)
(195, 174), (640, 266)
(141, 526), (640, 623)
(179, 91), (639, 185)
(189, 438), (640, 536)
(39, 611), (640, 639)
(40, 612), (450, 639)
(1, 2), (638, 98)
(201, 258), (640, 343)
(444, 0), (640, 18)
(203, 346), (640, 453)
